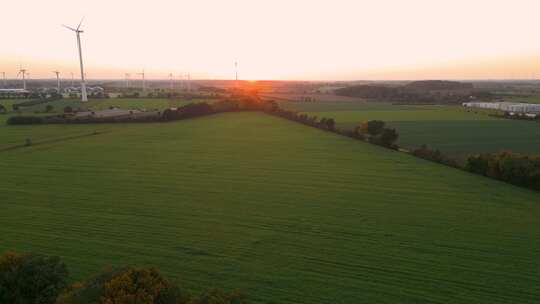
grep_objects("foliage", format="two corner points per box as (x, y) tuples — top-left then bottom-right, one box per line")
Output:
(0, 251), (68, 304)
(57, 266), (244, 304)
(7, 115), (44, 125)
(355, 120), (399, 148)
(466, 151), (540, 190)
(412, 145), (459, 167)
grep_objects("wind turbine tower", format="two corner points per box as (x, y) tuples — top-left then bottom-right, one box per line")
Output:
(52, 71), (61, 93)
(125, 73), (130, 88)
(18, 68), (28, 90)
(235, 61), (238, 81)
(169, 73), (174, 90)
(137, 70), (146, 91)
(1, 72), (5, 88)
(63, 18), (88, 102)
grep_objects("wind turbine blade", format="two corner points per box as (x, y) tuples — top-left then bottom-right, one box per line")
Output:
(62, 24), (77, 31)
(77, 17), (85, 31)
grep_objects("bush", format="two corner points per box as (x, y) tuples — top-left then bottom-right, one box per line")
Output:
(0, 251), (68, 304)
(466, 152), (540, 190)
(57, 267), (246, 304)
(7, 116), (44, 125)
(412, 145), (459, 167)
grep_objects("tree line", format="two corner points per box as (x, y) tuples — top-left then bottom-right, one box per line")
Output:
(411, 145), (540, 191)
(0, 251), (248, 304)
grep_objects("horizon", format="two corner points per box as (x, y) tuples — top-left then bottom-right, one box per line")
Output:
(2, 0), (540, 80)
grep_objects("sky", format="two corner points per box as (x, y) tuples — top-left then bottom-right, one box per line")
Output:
(1, 0), (540, 81)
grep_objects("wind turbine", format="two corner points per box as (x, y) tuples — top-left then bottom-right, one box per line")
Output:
(137, 70), (145, 91)
(52, 71), (61, 92)
(1, 72), (5, 88)
(235, 61), (238, 82)
(17, 67), (28, 90)
(63, 18), (88, 102)
(169, 73), (174, 90)
(125, 73), (130, 88)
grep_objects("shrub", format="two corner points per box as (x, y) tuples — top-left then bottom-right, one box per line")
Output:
(412, 145), (459, 167)
(0, 251), (68, 304)
(7, 116), (44, 125)
(466, 152), (540, 190)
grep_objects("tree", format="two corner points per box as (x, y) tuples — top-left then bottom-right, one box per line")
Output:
(0, 251), (68, 304)
(0, 104), (6, 114)
(366, 120), (385, 136)
(57, 267), (192, 304)
(102, 268), (168, 304)
(45, 104), (54, 112)
(63, 106), (73, 113)
(378, 128), (399, 148)
(325, 118), (335, 130)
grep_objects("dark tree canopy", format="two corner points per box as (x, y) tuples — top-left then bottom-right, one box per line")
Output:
(0, 251), (68, 304)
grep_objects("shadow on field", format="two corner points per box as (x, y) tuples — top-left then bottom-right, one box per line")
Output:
(0, 130), (109, 153)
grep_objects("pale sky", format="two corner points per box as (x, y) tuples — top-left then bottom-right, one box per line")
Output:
(2, 0), (540, 80)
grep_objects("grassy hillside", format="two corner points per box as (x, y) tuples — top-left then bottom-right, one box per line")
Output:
(279, 101), (540, 159)
(1, 112), (539, 303)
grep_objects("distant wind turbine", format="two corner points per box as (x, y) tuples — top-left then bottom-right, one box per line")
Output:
(169, 73), (174, 90)
(137, 70), (145, 91)
(52, 71), (61, 92)
(1, 72), (6, 88)
(125, 73), (130, 88)
(17, 67), (28, 90)
(63, 18), (88, 102)
(235, 61), (238, 82)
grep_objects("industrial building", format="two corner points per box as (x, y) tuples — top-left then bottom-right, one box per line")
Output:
(462, 101), (540, 114)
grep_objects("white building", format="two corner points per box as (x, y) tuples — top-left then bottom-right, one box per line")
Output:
(462, 101), (540, 114)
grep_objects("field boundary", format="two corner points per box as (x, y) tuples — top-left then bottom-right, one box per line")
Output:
(0, 130), (109, 153)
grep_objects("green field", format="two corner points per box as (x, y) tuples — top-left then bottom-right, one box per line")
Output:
(279, 101), (540, 160)
(1, 112), (539, 303)
(0, 97), (208, 114)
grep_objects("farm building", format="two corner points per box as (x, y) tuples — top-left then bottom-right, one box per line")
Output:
(463, 101), (540, 113)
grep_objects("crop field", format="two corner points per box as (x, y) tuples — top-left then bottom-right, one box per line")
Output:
(0, 98), (208, 114)
(279, 101), (540, 160)
(1, 112), (539, 303)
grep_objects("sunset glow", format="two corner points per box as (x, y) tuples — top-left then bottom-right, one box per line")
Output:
(2, 0), (540, 80)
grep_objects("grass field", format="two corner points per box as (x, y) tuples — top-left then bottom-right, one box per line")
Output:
(279, 101), (540, 160)
(0, 98), (208, 114)
(1, 112), (539, 303)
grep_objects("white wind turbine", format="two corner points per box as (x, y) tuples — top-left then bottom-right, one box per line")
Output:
(137, 70), (146, 91)
(63, 18), (88, 102)
(52, 71), (61, 92)
(17, 67), (28, 90)
(125, 73), (130, 88)
(1, 72), (6, 88)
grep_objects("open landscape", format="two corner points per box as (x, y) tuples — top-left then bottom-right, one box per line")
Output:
(1, 111), (539, 303)
(2, 1), (540, 303)
(277, 100), (540, 161)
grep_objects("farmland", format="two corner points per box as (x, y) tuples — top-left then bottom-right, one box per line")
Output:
(279, 100), (540, 160)
(0, 97), (209, 114)
(1, 112), (539, 303)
